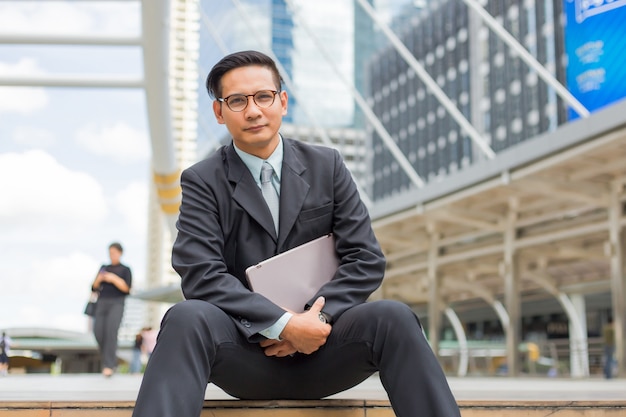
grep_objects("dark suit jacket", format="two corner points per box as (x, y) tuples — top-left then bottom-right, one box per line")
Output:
(172, 138), (386, 341)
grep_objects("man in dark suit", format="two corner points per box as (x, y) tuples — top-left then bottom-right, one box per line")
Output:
(132, 50), (460, 417)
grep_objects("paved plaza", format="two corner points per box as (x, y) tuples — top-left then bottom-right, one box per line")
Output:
(0, 373), (624, 403)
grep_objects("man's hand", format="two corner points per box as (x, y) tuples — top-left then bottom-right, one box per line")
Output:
(277, 296), (331, 355)
(101, 272), (130, 293)
(260, 339), (297, 357)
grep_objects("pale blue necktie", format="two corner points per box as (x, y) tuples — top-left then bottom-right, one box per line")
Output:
(260, 162), (279, 234)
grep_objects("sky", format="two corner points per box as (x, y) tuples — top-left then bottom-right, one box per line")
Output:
(0, 2), (151, 333)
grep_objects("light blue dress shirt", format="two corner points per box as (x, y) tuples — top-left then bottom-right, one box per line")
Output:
(233, 137), (293, 340)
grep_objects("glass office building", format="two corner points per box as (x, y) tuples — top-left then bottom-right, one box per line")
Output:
(366, 0), (567, 200)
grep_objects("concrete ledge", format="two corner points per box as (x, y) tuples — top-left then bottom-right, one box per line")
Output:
(460, 400), (626, 417)
(2, 375), (626, 416)
(2, 399), (626, 417)
(0, 399), (393, 417)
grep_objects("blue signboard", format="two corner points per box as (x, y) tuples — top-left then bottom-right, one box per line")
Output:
(563, 0), (626, 120)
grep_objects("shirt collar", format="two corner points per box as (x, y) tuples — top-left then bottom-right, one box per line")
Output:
(233, 136), (283, 185)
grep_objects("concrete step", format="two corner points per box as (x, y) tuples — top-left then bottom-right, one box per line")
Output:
(1, 374), (625, 416)
(1, 399), (625, 417)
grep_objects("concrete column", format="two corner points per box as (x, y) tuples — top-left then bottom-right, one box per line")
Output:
(569, 293), (589, 377)
(608, 181), (625, 377)
(444, 307), (469, 376)
(427, 223), (441, 359)
(525, 270), (590, 377)
(504, 199), (521, 376)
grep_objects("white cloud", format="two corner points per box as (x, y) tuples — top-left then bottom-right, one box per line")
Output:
(0, 58), (45, 75)
(20, 252), (99, 294)
(75, 122), (150, 163)
(1, 251), (100, 333)
(11, 125), (56, 147)
(92, 3), (140, 35)
(0, 87), (48, 114)
(0, 3), (90, 33)
(0, 150), (108, 225)
(0, 59), (49, 114)
(114, 181), (149, 236)
(0, 2), (139, 35)
(0, 87), (48, 113)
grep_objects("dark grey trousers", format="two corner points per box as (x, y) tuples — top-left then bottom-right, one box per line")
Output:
(132, 299), (461, 417)
(93, 297), (125, 370)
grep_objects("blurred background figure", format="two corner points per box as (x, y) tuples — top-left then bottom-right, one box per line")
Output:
(0, 331), (13, 376)
(91, 242), (132, 377)
(602, 317), (615, 379)
(141, 327), (158, 361)
(130, 331), (144, 374)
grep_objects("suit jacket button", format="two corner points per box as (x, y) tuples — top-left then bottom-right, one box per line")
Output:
(241, 319), (251, 328)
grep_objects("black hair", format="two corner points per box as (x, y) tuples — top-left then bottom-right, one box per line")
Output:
(109, 242), (123, 253)
(205, 50), (283, 99)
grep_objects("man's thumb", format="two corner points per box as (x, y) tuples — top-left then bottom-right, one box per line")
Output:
(311, 296), (325, 312)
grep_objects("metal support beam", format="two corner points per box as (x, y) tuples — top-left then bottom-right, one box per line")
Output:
(445, 279), (510, 333)
(503, 198), (521, 376)
(569, 294), (589, 377)
(0, 33), (141, 46)
(0, 75), (143, 88)
(608, 181), (626, 377)
(443, 278), (510, 375)
(429, 209), (503, 232)
(444, 307), (468, 377)
(141, 0), (179, 236)
(427, 224), (441, 359)
(525, 271), (589, 377)
(512, 178), (607, 207)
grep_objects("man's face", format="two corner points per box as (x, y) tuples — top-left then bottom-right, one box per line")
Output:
(109, 247), (122, 264)
(213, 65), (288, 159)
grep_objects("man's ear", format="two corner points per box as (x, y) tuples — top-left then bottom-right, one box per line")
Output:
(280, 90), (288, 116)
(213, 100), (225, 124)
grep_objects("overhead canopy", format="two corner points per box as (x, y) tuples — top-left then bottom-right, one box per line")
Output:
(370, 100), (626, 308)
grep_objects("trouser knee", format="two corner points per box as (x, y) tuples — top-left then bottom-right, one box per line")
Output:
(362, 299), (421, 328)
(159, 300), (235, 346)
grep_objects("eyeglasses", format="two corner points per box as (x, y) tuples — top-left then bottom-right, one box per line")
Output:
(217, 90), (279, 112)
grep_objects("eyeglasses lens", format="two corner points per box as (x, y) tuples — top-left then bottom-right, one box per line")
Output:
(226, 91), (277, 111)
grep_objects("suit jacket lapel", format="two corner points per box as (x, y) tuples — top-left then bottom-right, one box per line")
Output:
(278, 140), (309, 248)
(226, 145), (278, 241)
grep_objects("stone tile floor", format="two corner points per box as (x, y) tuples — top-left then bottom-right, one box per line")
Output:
(1, 373), (625, 402)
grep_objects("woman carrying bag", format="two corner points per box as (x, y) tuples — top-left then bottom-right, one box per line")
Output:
(91, 242), (132, 377)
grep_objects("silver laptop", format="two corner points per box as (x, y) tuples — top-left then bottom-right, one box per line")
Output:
(245, 233), (339, 312)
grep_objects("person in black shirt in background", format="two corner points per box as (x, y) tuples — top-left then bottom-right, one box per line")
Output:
(91, 242), (132, 377)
